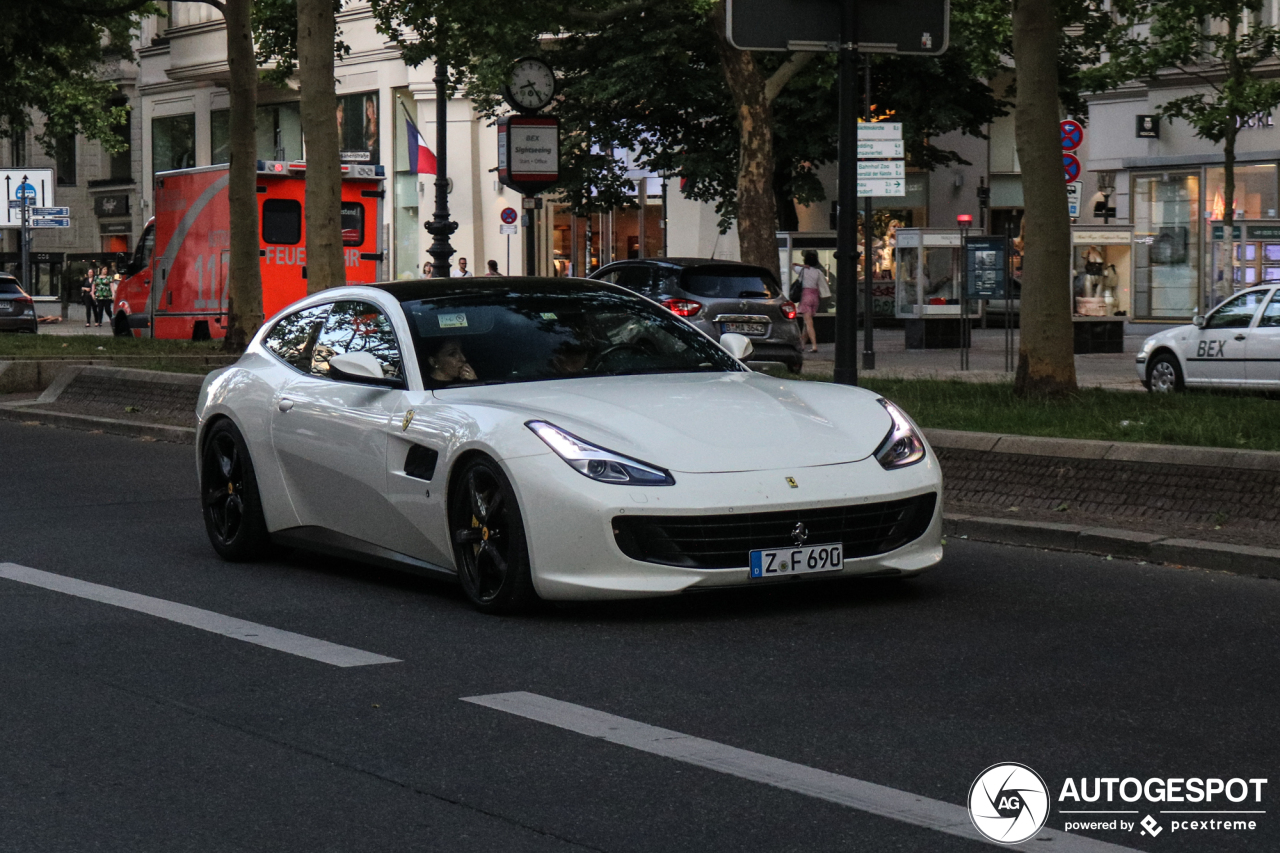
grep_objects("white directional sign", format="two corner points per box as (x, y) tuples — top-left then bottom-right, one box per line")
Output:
(1066, 181), (1083, 218)
(857, 140), (904, 159)
(31, 217), (71, 228)
(857, 161), (906, 180)
(857, 122), (903, 141)
(0, 169), (54, 228)
(858, 179), (907, 197)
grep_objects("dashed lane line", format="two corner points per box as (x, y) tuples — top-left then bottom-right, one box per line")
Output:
(0, 563), (400, 667)
(463, 691), (1140, 852)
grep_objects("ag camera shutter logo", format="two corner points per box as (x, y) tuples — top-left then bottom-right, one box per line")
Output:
(969, 763), (1050, 844)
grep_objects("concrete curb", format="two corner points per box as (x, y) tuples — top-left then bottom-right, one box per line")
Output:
(944, 513), (1280, 580)
(0, 404), (195, 444)
(924, 427), (1280, 472)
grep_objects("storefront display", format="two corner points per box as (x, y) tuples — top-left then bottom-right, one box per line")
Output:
(1208, 221), (1280, 308)
(894, 228), (982, 348)
(1071, 226), (1132, 317)
(1132, 172), (1201, 320)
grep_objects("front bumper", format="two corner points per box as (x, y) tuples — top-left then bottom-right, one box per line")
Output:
(506, 450), (944, 600)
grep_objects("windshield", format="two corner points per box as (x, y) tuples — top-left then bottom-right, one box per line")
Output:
(401, 288), (744, 389)
(682, 267), (779, 299)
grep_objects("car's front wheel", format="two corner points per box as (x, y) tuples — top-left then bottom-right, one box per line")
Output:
(201, 419), (273, 561)
(1147, 352), (1184, 393)
(449, 456), (538, 614)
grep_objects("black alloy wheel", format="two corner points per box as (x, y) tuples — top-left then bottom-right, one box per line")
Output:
(449, 456), (537, 614)
(201, 420), (272, 561)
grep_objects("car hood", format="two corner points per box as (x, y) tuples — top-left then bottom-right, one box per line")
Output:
(434, 372), (893, 473)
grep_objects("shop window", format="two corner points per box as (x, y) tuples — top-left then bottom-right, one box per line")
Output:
(256, 103), (302, 161)
(56, 135), (76, 186)
(262, 199), (302, 245)
(109, 103), (131, 182)
(152, 114), (195, 173)
(211, 109), (229, 165)
(1207, 164), (1278, 220)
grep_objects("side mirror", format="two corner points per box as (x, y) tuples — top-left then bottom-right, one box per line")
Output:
(1192, 314), (1206, 328)
(720, 332), (754, 361)
(328, 351), (403, 388)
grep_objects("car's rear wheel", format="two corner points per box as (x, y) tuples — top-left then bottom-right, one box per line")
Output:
(1147, 352), (1184, 393)
(449, 456), (538, 614)
(201, 419), (273, 561)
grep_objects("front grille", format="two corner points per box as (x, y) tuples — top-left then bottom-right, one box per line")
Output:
(613, 492), (937, 569)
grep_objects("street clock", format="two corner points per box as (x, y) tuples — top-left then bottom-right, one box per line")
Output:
(502, 57), (556, 114)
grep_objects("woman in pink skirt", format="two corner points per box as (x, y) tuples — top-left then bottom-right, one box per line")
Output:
(793, 250), (828, 353)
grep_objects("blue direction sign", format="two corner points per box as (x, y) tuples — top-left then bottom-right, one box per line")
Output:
(31, 217), (70, 228)
(31, 207), (69, 217)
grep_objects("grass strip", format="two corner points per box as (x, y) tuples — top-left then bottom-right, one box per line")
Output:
(0, 335), (226, 358)
(779, 372), (1280, 452)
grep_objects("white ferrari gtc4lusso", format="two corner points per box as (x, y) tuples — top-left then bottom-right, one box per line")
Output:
(196, 278), (943, 613)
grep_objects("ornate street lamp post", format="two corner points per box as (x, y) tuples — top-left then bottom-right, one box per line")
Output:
(425, 57), (457, 278)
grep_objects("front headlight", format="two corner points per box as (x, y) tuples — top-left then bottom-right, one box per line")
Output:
(874, 399), (926, 469)
(527, 420), (675, 486)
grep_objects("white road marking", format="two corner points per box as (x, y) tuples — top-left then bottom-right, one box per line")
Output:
(0, 563), (400, 668)
(463, 692), (1140, 852)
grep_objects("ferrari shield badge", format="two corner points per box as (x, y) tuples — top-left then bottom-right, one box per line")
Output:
(785, 476), (798, 488)
(401, 409), (415, 431)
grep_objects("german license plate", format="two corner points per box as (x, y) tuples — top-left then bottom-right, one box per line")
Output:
(722, 322), (767, 335)
(749, 542), (844, 578)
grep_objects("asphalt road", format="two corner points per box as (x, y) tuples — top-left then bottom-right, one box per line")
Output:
(1, 420), (1275, 853)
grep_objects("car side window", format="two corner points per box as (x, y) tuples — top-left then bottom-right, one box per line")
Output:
(310, 300), (404, 381)
(1205, 290), (1267, 329)
(595, 268), (621, 284)
(262, 304), (331, 371)
(614, 265), (656, 296)
(1260, 292), (1280, 328)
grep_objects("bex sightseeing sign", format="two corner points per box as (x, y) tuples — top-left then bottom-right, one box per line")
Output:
(497, 116), (560, 196)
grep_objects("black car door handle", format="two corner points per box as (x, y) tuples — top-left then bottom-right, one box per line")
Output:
(1235, 334), (1248, 341)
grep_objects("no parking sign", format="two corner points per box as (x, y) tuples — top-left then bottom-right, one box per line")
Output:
(1060, 119), (1083, 151)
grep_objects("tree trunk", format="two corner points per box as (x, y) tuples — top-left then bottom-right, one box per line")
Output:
(222, 0), (263, 352)
(710, 2), (781, 283)
(297, 0), (344, 293)
(1011, 0), (1077, 397)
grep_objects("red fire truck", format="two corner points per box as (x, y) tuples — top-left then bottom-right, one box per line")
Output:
(113, 160), (385, 339)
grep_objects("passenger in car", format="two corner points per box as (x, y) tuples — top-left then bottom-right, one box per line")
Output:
(424, 337), (477, 386)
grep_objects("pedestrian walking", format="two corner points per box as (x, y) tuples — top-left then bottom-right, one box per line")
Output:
(81, 264), (97, 327)
(452, 257), (473, 278)
(484, 260), (501, 276)
(92, 265), (114, 327)
(791, 250), (830, 353)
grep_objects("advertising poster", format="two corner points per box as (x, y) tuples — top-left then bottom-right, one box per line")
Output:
(337, 91), (380, 165)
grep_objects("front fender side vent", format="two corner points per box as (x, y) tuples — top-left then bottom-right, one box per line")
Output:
(404, 444), (439, 481)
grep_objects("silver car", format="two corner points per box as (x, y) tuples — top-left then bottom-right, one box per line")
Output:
(590, 258), (803, 373)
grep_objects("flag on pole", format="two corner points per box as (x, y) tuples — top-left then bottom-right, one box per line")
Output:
(406, 118), (437, 175)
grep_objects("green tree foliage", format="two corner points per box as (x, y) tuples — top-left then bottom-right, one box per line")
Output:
(0, 0), (155, 153)
(1089, 0), (1280, 230)
(372, 0), (1009, 232)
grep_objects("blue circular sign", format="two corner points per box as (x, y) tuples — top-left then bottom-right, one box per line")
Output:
(1060, 120), (1083, 151)
(500, 207), (518, 224)
(1063, 153), (1081, 183)
(15, 183), (36, 200)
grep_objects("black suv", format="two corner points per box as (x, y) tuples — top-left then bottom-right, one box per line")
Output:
(0, 274), (37, 333)
(589, 258), (802, 372)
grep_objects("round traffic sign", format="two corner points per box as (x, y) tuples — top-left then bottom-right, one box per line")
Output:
(1060, 119), (1084, 151)
(15, 183), (36, 200)
(1063, 153), (1081, 183)
(500, 207), (518, 225)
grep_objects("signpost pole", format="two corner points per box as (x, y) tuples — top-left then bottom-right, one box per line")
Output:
(861, 54), (875, 371)
(958, 216), (971, 371)
(525, 198), (537, 276)
(20, 176), (30, 296)
(833, 0), (859, 386)
(425, 59), (457, 278)
(1005, 219), (1014, 373)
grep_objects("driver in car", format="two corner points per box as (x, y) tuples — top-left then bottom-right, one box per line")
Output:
(425, 337), (477, 387)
